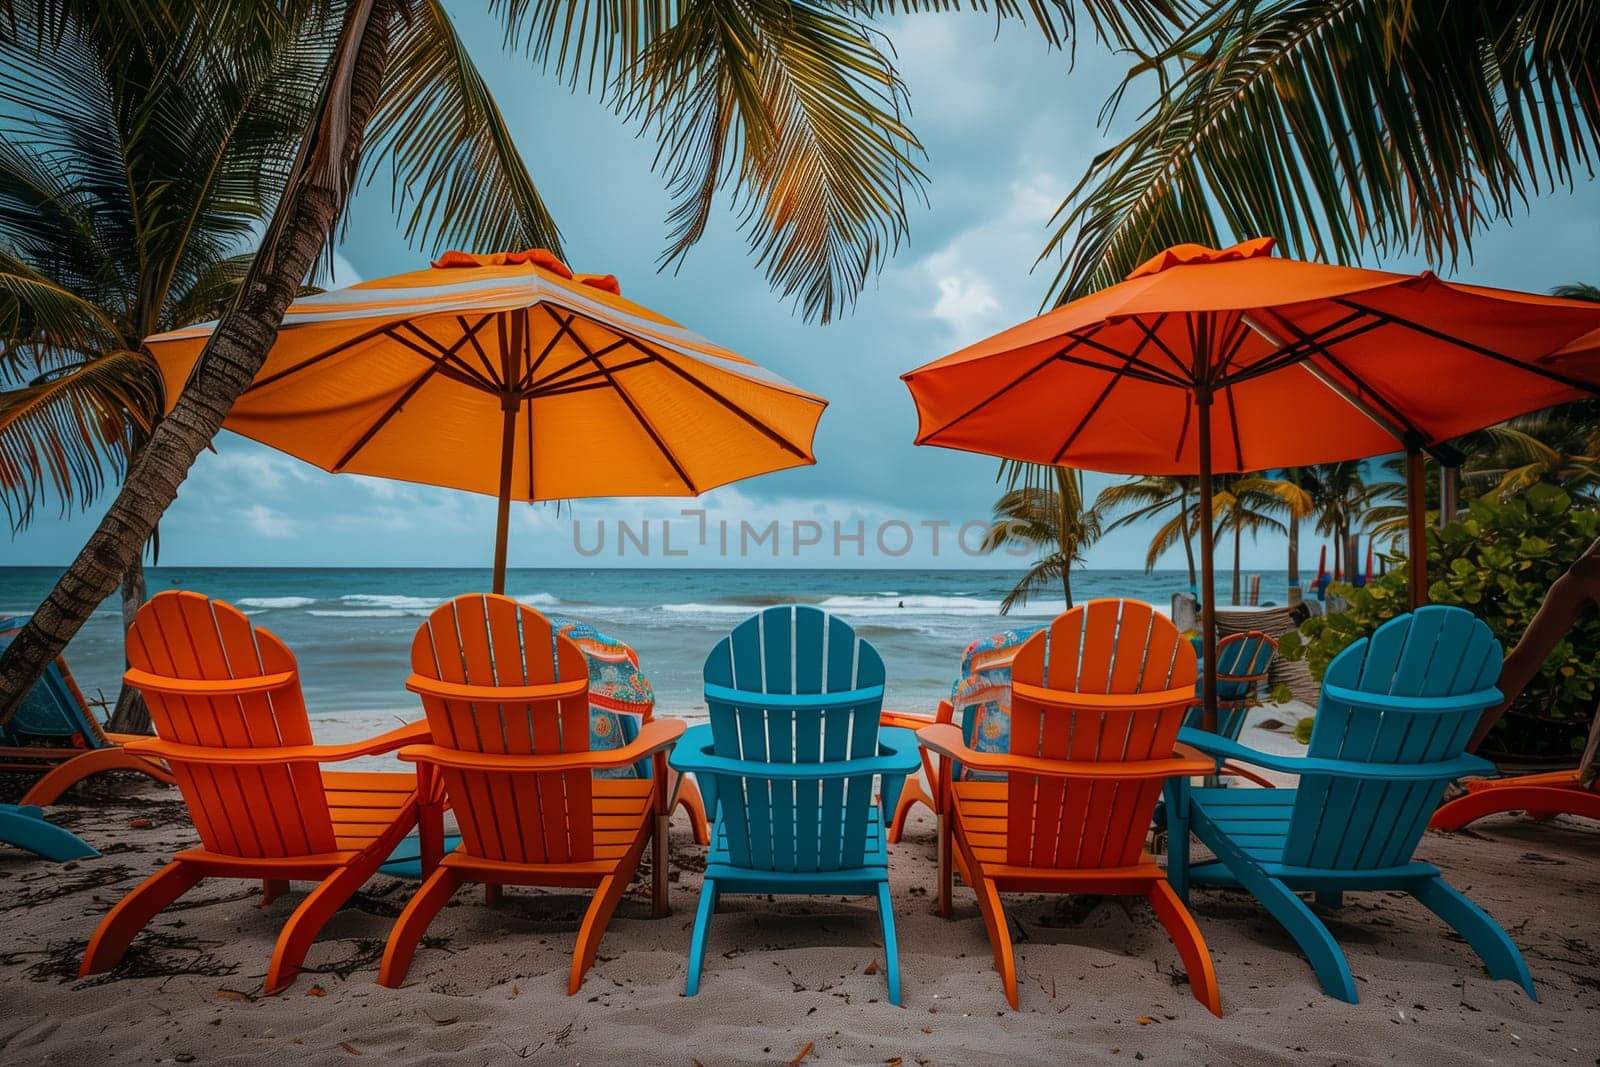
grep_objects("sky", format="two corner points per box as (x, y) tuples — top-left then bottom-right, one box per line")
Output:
(7, 9), (1600, 571)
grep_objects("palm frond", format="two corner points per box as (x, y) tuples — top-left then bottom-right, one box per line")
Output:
(0, 255), (126, 377)
(623, 0), (927, 322)
(999, 552), (1071, 613)
(866, 0), (1186, 52)
(1043, 0), (1600, 301)
(366, 0), (564, 258)
(0, 347), (160, 528)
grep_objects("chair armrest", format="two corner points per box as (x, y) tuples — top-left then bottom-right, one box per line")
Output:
(1320, 683), (1503, 716)
(917, 723), (1215, 780)
(669, 724), (920, 781)
(123, 667), (297, 697)
(879, 709), (937, 730)
(397, 717), (687, 773)
(1176, 727), (1496, 781)
(123, 720), (432, 766)
(405, 674), (588, 703)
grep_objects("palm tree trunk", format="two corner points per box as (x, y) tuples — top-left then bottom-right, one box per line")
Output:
(105, 555), (150, 734)
(1287, 513), (1300, 590)
(1231, 516), (1242, 605)
(1062, 567), (1073, 610)
(0, 0), (394, 723)
(1180, 486), (1197, 589)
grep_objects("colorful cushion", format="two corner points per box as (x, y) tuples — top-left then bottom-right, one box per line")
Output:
(949, 626), (1043, 782)
(548, 615), (653, 779)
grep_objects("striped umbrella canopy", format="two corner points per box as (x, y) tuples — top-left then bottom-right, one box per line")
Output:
(145, 249), (827, 591)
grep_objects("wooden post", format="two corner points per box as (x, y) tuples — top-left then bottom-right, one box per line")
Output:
(492, 400), (516, 595)
(1196, 387), (1219, 734)
(1406, 449), (1428, 608)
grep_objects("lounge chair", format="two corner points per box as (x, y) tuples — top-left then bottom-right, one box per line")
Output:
(80, 592), (434, 991)
(0, 615), (174, 806)
(1184, 629), (1278, 788)
(670, 605), (920, 1003)
(1429, 769), (1600, 831)
(918, 599), (1222, 1014)
(883, 625), (1042, 843)
(0, 802), (98, 860)
(378, 595), (684, 993)
(1168, 606), (1536, 1002)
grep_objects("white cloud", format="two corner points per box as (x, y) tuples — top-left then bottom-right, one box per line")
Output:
(240, 504), (300, 539)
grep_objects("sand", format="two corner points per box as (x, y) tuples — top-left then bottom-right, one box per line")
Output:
(1, 771), (1596, 1066)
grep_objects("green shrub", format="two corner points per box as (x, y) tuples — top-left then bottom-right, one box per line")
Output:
(1278, 485), (1600, 761)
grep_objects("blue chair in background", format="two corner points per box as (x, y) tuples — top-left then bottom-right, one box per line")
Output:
(1167, 606), (1535, 1002)
(1184, 629), (1278, 788)
(670, 605), (920, 1003)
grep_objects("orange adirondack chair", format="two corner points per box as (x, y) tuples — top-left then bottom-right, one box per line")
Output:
(378, 595), (685, 993)
(919, 599), (1222, 1015)
(80, 592), (435, 992)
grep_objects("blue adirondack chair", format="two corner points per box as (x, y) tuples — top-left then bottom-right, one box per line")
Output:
(1167, 606), (1535, 1002)
(1183, 629), (1277, 741)
(0, 803), (98, 860)
(670, 605), (920, 1003)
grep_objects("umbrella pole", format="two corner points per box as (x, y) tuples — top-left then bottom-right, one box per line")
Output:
(491, 403), (516, 596)
(1196, 389), (1219, 734)
(1406, 448), (1428, 608)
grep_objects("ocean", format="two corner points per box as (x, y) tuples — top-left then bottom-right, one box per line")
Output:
(0, 567), (1290, 740)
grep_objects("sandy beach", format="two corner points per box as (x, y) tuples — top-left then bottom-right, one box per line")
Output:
(2, 762), (1595, 1066)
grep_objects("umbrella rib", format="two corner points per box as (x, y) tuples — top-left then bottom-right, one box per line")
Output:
(456, 313), (500, 386)
(526, 339), (631, 393)
(1049, 326), (1162, 465)
(1251, 309), (1424, 446)
(1122, 314), (1191, 384)
(330, 359), (448, 472)
(245, 320), (395, 393)
(631, 344), (815, 460)
(565, 328), (699, 493)
(1221, 312), (1381, 389)
(1223, 382), (1244, 470)
(1329, 297), (1600, 396)
(531, 357), (656, 396)
(522, 306), (581, 389)
(917, 330), (1099, 442)
(393, 326), (499, 396)
(1210, 314), (1253, 381)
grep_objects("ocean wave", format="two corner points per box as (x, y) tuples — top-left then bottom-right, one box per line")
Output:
(236, 596), (317, 609)
(657, 594), (1058, 618)
(338, 594), (439, 611)
(308, 608), (412, 619)
(514, 593), (561, 607)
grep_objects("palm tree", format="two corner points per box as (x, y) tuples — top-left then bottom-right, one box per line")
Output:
(1298, 462), (1368, 582)
(0, 2), (1183, 719)
(1094, 474), (1200, 588)
(1462, 403), (1600, 503)
(984, 464), (1099, 613)
(0, 13), (338, 730)
(1274, 467), (1321, 593)
(1042, 2), (1600, 301)
(1210, 475), (1298, 605)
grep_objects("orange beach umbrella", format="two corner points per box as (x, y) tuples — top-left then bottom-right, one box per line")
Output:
(902, 238), (1600, 728)
(145, 249), (826, 592)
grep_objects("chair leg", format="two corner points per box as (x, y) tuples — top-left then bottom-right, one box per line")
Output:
(888, 778), (932, 844)
(651, 811), (670, 918)
(81, 861), (203, 976)
(1164, 781), (1191, 903)
(19, 749), (173, 806)
(1315, 889), (1343, 909)
(1192, 808), (1356, 1002)
(935, 814), (954, 918)
(1410, 875), (1536, 1000)
(378, 866), (464, 988)
(1146, 881), (1222, 1016)
(673, 773), (711, 846)
(0, 803), (98, 861)
(685, 878), (718, 996)
(267, 845), (392, 993)
(875, 880), (903, 1006)
(484, 884), (502, 906)
(261, 879), (291, 906)
(571, 830), (648, 995)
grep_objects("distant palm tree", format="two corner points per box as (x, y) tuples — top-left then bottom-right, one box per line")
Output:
(984, 465), (1100, 614)
(1094, 474), (1200, 588)
(1299, 462), (1368, 581)
(1274, 468), (1321, 592)
(1211, 475), (1298, 605)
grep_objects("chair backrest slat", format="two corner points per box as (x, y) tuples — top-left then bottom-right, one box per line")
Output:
(1284, 606), (1502, 870)
(412, 595), (593, 866)
(126, 592), (334, 859)
(1182, 631), (1277, 739)
(1004, 599), (1196, 870)
(703, 606), (885, 873)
